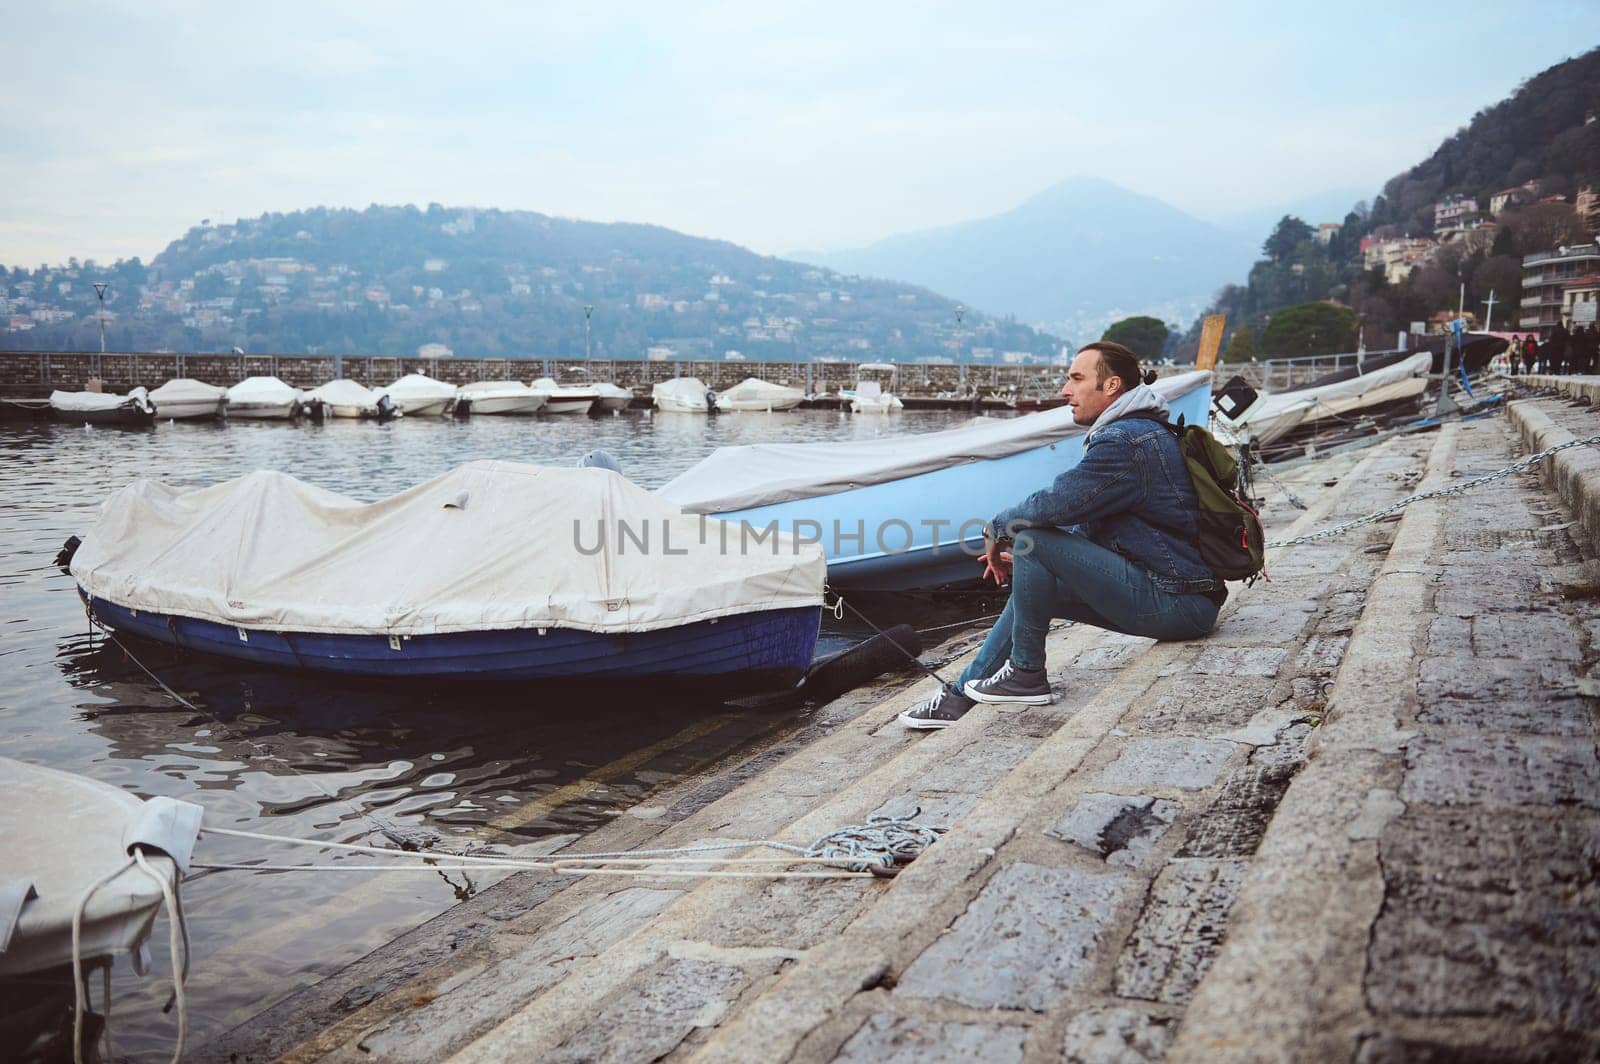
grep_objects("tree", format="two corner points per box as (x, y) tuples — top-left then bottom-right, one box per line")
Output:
(1260, 302), (1358, 356)
(1101, 315), (1169, 362)
(1263, 216), (1315, 262)
(1501, 202), (1590, 257)
(1222, 324), (1257, 362)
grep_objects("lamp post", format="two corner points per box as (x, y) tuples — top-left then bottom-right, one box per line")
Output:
(955, 304), (966, 392)
(92, 282), (110, 380)
(583, 304), (593, 364)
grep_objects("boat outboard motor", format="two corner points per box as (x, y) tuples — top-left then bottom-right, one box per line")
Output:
(303, 397), (326, 423)
(375, 392), (399, 422)
(705, 387), (720, 415)
(578, 450), (624, 477)
(453, 396), (472, 418)
(55, 534), (81, 570)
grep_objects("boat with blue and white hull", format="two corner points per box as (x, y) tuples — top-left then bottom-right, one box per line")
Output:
(69, 461), (824, 691)
(658, 370), (1213, 590)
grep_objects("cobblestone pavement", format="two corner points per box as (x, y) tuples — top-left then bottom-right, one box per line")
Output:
(202, 400), (1598, 1064)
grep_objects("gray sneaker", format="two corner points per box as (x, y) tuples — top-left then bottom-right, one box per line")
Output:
(963, 660), (1053, 705)
(898, 685), (976, 730)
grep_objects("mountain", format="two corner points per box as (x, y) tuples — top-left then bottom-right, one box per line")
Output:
(796, 177), (1258, 342)
(0, 205), (1060, 362)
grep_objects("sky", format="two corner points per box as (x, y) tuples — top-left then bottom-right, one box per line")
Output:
(3, 1), (1599, 268)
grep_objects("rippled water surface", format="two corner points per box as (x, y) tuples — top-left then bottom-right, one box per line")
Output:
(0, 408), (1000, 1059)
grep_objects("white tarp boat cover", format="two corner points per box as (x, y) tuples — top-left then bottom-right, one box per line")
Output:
(0, 758), (200, 977)
(1219, 352), (1431, 444)
(308, 378), (381, 407)
(149, 378), (225, 403)
(379, 373), (457, 402)
(660, 370), (1212, 513)
(226, 376), (299, 404)
(653, 378), (708, 404)
(49, 387), (153, 413)
(719, 378), (803, 403)
(72, 461), (825, 636)
(594, 383), (633, 400)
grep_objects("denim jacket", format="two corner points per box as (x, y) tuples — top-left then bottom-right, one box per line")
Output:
(989, 414), (1218, 595)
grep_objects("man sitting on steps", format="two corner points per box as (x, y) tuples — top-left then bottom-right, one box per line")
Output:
(900, 340), (1227, 729)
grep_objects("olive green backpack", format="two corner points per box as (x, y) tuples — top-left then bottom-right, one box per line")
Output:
(1166, 418), (1267, 583)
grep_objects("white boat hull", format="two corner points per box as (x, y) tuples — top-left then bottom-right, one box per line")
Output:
(655, 396), (708, 414)
(720, 396), (803, 412)
(323, 403), (376, 418)
(542, 398), (594, 415)
(226, 402), (298, 420)
(154, 398), (224, 420)
(851, 396), (903, 414)
(469, 395), (547, 415)
(595, 395), (632, 413)
(395, 397), (452, 417)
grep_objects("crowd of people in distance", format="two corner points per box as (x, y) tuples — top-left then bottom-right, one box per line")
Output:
(1506, 321), (1598, 376)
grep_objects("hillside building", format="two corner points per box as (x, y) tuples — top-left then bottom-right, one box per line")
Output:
(1520, 243), (1600, 332)
(1314, 222), (1342, 245)
(1434, 194), (1480, 230)
(1561, 274), (1600, 327)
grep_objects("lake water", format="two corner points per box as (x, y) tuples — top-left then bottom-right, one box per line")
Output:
(0, 407), (1006, 1060)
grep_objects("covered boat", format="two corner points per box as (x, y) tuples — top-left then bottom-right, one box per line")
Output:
(1218, 351), (1431, 447)
(659, 370), (1212, 589)
(71, 461), (824, 689)
(225, 376), (302, 420)
(593, 382), (634, 413)
(718, 377), (805, 412)
(529, 377), (597, 415)
(48, 388), (156, 427)
(458, 380), (547, 416)
(149, 378), (226, 421)
(376, 373), (457, 417)
(850, 380), (903, 414)
(653, 377), (712, 413)
(308, 378), (390, 418)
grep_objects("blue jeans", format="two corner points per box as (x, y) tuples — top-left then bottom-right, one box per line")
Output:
(957, 528), (1221, 686)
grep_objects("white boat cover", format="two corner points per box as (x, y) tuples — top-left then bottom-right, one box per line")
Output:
(653, 378), (709, 407)
(1219, 353), (1431, 444)
(594, 382), (634, 400)
(378, 373), (457, 402)
(149, 378), (226, 404)
(49, 387), (153, 413)
(0, 759), (200, 977)
(719, 378), (804, 405)
(226, 376), (300, 405)
(308, 378), (381, 409)
(72, 461), (825, 636)
(659, 370), (1210, 513)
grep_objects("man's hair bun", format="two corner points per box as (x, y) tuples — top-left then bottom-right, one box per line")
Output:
(1141, 368), (1159, 386)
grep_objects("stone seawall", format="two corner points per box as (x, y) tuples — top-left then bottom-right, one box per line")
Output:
(0, 350), (1075, 399)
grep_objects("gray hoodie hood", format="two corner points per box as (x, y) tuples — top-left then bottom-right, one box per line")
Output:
(1085, 382), (1170, 442)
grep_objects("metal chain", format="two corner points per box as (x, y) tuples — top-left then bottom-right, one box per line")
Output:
(1264, 433), (1600, 549)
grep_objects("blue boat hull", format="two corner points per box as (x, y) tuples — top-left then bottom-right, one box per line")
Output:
(83, 594), (821, 692)
(715, 384), (1214, 590)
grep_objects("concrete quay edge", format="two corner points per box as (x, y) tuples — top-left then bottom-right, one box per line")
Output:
(1507, 391), (1600, 544)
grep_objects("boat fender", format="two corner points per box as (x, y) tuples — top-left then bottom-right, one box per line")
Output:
(578, 449), (624, 475)
(124, 796), (204, 873)
(56, 534), (82, 569)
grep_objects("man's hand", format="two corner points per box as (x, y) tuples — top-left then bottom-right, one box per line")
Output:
(980, 534), (1013, 585)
